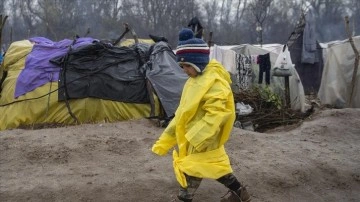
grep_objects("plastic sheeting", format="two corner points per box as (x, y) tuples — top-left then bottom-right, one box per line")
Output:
(318, 36), (360, 108)
(143, 41), (188, 117)
(14, 37), (95, 98)
(0, 40), (158, 130)
(51, 41), (149, 103)
(212, 44), (305, 112)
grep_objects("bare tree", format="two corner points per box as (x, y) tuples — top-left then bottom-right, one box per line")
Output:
(0, 0), (358, 47)
(265, 0), (300, 44)
(203, 0), (248, 45)
(348, 0), (359, 36)
(219, 0), (233, 44)
(310, 0), (347, 42)
(19, 0), (38, 37)
(0, 1), (5, 13)
(0, 15), (8, 53)
(119, 0), (200, 47)
(249, 0), (273, 46)
(161, 0), (201, 45)
(230, 0), (248, 43)
(203, 0), (219, 36)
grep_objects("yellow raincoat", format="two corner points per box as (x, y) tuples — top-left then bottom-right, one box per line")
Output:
(152, 59), (236, 188)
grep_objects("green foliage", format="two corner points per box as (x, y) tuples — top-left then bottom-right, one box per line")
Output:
(254, 85), (283, 109)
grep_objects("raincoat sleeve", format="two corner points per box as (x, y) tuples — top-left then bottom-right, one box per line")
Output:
(151, 118), (177, 156)
(185, 82), (233, 152)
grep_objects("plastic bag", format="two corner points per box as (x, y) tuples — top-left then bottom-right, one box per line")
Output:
(272, 45), (293, 77)
(235, 102), (253, 115)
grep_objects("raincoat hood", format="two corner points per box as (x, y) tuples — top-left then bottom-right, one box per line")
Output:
(205, 59), (232, 84)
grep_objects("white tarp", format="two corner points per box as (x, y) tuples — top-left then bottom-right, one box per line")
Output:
(318, 36), (360, 108)
(210, 44), (306, 112)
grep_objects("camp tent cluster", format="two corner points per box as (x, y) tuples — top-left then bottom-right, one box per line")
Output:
(209, 6), (359, 111)
(0, 37), (188, 130)
(209, 34), (360, 111)
(210, 43), (306, 113)
(0, 12), (359, 131)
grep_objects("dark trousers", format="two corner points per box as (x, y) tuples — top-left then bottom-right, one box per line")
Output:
(258, 53), (271, 85)
(178, 173), (241, 201)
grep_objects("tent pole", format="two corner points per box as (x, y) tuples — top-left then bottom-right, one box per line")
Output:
(0, 15), (8, 53)
(113, 23), (130, 46)
(284, 76), (290, 108)
(208, 31), (213, 47)
(344, 16), (360, 107)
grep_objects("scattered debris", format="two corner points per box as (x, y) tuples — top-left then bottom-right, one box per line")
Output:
(233, 88), (314, 132)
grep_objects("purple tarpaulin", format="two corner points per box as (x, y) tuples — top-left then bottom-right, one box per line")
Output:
(14, 37), (95, 98)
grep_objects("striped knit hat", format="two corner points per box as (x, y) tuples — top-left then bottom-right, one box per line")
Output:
(176, 28), (210, 73)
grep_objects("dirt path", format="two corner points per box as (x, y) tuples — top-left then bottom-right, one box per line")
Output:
(1, 108), (360, 202)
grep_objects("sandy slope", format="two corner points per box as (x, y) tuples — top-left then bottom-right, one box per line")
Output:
(0, 108), (359, 202)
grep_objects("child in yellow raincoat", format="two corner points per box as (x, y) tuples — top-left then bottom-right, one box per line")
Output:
(151, 28), (251, 202)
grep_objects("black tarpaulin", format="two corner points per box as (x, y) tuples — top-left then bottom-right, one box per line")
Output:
(52, 41), (150, 104)
(143, 41), (188, 117)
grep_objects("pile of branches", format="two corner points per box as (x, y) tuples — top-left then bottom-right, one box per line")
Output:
(233, 88), (313, 132)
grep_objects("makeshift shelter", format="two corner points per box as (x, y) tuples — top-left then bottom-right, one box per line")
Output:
(210, 43), (306, 112)
(318, 36), (360, 108)
(0, 37), (187, 130)
(287, 6), (324, 94)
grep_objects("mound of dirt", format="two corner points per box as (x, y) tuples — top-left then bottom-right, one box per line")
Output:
(0, 108), (359, 202)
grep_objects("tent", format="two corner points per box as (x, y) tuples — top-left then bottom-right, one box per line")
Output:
(286, 6), (359, 108)
(287, 6), (324, 95)
(0, 37), (187, 130)
(318, 36), (360, 108)
(210, 43), (306, 112)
